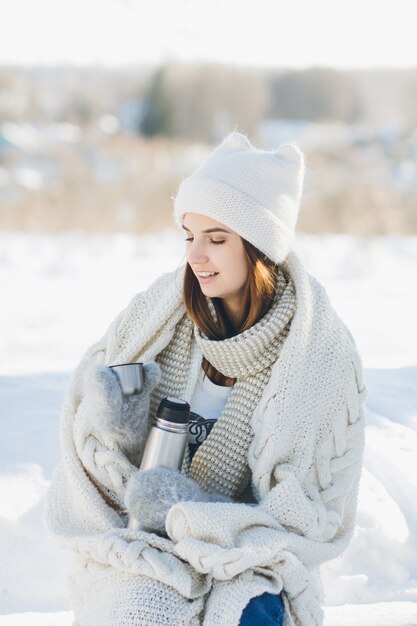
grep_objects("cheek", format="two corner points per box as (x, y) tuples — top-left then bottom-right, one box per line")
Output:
(225, 246), (248, 279)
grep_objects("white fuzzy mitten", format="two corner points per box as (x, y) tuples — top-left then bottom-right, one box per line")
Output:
(124, 467), (233, 534)
(81, 361), (161, 457)
(73, 361), (161, 508)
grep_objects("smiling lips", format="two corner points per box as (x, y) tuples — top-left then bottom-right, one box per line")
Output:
(196, 271), (219, 283)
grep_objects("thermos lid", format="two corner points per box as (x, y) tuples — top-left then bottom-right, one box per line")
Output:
(156, 397), (190, 424)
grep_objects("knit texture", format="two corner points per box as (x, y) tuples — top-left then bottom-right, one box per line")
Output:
(148, 266), (295, 498)
(172, 131), (306, 264)
(43, 252), (367, 626)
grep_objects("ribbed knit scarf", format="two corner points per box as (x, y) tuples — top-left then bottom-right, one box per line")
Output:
(147, 268), (296, 499)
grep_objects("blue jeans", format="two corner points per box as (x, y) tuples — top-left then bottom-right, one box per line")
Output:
(238, 592), (284, 625)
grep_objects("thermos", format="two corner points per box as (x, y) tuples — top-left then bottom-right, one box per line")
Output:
(126, 396), (190, 530)
(139, 396), (190, 471)
(108, 362), (190, 531)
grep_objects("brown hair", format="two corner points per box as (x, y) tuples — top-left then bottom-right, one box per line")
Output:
(182, 239), (279, 387)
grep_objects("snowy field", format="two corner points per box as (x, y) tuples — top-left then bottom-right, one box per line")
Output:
(0, 229), (417, 625)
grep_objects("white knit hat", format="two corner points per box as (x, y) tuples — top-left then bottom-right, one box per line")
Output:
(172, 131), (306, 264)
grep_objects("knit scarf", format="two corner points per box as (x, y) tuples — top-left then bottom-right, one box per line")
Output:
(147, 267), (296, 499)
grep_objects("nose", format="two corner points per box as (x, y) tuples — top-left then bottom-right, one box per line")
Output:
(186, 240), (209, 266)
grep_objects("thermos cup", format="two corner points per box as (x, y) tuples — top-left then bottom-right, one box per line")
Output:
(109, 362), (144, 395)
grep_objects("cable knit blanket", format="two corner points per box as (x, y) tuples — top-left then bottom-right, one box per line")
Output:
(43, 251), (367, 626)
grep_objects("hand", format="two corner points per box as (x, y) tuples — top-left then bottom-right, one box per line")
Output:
(81, 361), (161, 456)
(124, 467), (232, 534)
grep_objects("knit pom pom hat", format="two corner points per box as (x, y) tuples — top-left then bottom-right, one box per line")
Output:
(172, 131), (306, 264)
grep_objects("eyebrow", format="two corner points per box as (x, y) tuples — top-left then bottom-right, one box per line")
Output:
(181, 225), (231, 234)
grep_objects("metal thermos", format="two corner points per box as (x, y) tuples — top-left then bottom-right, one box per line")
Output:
(126, 396), (190, 530)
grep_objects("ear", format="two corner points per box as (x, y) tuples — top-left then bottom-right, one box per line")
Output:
(215, 131), (252, 153)
(274, 142), (304, 166)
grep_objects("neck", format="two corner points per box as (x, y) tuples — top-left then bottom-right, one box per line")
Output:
(220, 298), (241, 332)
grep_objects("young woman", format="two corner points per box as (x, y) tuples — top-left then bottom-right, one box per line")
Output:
(44, 131), (367, 626)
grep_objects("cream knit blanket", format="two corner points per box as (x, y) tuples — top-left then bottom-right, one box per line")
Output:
(43, 251), (367, 626)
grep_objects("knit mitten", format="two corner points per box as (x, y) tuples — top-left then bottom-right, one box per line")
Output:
(124, 466), (233, 534)
(81, 361), (161, 457)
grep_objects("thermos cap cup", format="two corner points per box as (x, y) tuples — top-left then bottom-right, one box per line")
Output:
(156, 397), (190, 424)
(109, 362), (144, 395)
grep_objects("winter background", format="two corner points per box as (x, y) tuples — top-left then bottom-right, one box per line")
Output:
(2, 0), (417, 624)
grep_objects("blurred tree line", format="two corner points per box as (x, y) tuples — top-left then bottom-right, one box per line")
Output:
(1, 62), (417, 137)
(0, 62), (416, 235)
(130, 64), (417, 139)
(140, 64), (367, 140)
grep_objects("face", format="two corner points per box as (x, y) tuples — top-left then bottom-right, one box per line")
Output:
(182, 212), (249, 315)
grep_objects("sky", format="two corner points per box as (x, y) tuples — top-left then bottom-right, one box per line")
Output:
(1, 0), (417, 70)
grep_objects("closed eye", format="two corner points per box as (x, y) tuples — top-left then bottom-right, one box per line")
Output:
(184, 238), (225, 245)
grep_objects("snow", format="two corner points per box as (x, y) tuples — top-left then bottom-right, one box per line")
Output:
(1, 230), (417, 624)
